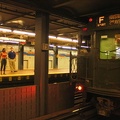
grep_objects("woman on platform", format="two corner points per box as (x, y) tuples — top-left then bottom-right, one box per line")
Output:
(0, 48), (7, 75)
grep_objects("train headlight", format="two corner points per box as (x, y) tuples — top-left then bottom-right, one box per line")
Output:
(77, 86), (83, 91)
(76, 84), (84, 92)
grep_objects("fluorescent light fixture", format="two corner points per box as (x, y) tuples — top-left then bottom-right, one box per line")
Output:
(61, 46), (77, 50)
(13, 30), (35, 36)
(49, 44), (55, 47)
(0, 27), (78, 46)
(0, 37), (26, 42)
(62, 46), (72, 49)
(56, 37), (78, 43)
(72, 39), (78, 43)
(0, 27), (78, 43)
(81, 45), (90, 48)
(57, 37), (72, 42)
(49, 35), (56, 39)
(49, 44), (77, 50)
(72, 47), (77, 50)
(0, 39), (3, 42)
(3, 40), (19, 44)
(0, 28), (12, 32)
(82, 40), (85, 43)
(58, 46), (62, 48)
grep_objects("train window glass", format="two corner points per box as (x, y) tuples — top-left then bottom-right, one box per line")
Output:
(81, 35), (91, 52)
(100, 34), (120, 59)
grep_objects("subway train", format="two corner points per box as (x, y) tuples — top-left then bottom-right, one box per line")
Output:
(76, 12), (120, 116)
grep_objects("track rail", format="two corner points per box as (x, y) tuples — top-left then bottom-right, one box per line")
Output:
(31, 91), (97, 120)
(31, 102), (97, 120)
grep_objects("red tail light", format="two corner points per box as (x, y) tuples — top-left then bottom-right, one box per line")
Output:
(76, 84), (84, 92)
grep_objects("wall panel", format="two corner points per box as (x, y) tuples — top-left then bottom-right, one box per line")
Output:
(0, 86), (36, 120)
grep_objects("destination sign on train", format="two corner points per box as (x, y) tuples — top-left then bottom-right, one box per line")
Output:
(97, 14), (120, 27)
(109, 14), (120, 25)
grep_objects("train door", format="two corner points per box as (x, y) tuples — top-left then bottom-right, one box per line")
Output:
(95, 30), (120, 89)
(77, 35), (92, 85)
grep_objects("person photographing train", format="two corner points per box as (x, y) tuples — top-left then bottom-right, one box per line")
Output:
(0, 48), (7, 75)
(8, 47), (17, 72)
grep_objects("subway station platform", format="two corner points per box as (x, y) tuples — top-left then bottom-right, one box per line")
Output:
(1, 68), (69, 77)
(0, 69), (74, 88)
(0, 69), (77, 120)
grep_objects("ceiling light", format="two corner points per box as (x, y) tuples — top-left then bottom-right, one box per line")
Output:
(57, 37), (72, 42)
(72, 47), (77, 50)
(0, 28), (12, 32)
(0, 39), (3, 42)
(13, 30), (35, 36)
(0, 37), (26, 42)
(49, 44), (55, 47)
(62, 46), (72, 49)
(0, 27), (78, 44)
(61, 46), (77, 50)
(58, 46), (62, 48)
(49, 35), (56, 39)
(56, 37), (78, 43)
(3, 40), (19, 44)
(81, 45), (90, 48)
(72, 39), (78, 43)
(82, 40), (85, 43)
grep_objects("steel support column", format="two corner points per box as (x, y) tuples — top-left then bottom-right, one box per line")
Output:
(18, 45), (23, 70)
(53, 46), (58, 68)
(77, 32), (82, 81)
(34, 11), (49, 116)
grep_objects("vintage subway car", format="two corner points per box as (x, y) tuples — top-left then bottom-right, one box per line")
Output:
(77, 12), (120, 116)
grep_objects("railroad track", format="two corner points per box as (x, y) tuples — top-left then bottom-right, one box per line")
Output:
(39, 102), (97, 120)
(51, 91), (97, 120)
(32, 91), (97, 120)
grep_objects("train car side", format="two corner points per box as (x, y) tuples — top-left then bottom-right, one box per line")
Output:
(77, 13), (120, 116)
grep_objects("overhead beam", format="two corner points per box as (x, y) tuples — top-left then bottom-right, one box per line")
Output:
(3, 13), (32, 24)
(1, 1), (83, 25)
(50, 20), (81, 30)
(53, 0), (75, 8)
(50, 27), (68, 31)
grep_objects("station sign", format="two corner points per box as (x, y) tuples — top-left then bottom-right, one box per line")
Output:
(96, 13), (120, 27)
(42, 43), (49, 51)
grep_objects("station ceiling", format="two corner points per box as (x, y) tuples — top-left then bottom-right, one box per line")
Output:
(0, 0), (120, 46)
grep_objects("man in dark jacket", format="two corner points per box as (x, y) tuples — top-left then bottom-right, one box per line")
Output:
(8, 47), (17, 72)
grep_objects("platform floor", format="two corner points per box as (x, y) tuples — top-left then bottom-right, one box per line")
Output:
(0, 68), (69, 77)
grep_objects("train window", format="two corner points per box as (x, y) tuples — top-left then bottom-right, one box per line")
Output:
(81, 35), (91, 52)
(100, 34), (120, 59)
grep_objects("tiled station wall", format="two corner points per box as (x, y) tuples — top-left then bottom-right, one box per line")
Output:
(0, 86), (36, 120)
(47, 82), (75, 114)
(0, 82), (75, 120)
(0, 44), (77, 70)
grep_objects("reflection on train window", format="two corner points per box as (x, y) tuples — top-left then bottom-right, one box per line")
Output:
(100, 34), (120, 59)
(81, 35), (91, 53)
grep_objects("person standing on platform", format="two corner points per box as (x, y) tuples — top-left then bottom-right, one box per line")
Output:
(8, 47), (17, 72)
(0, 48), (7, 75)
